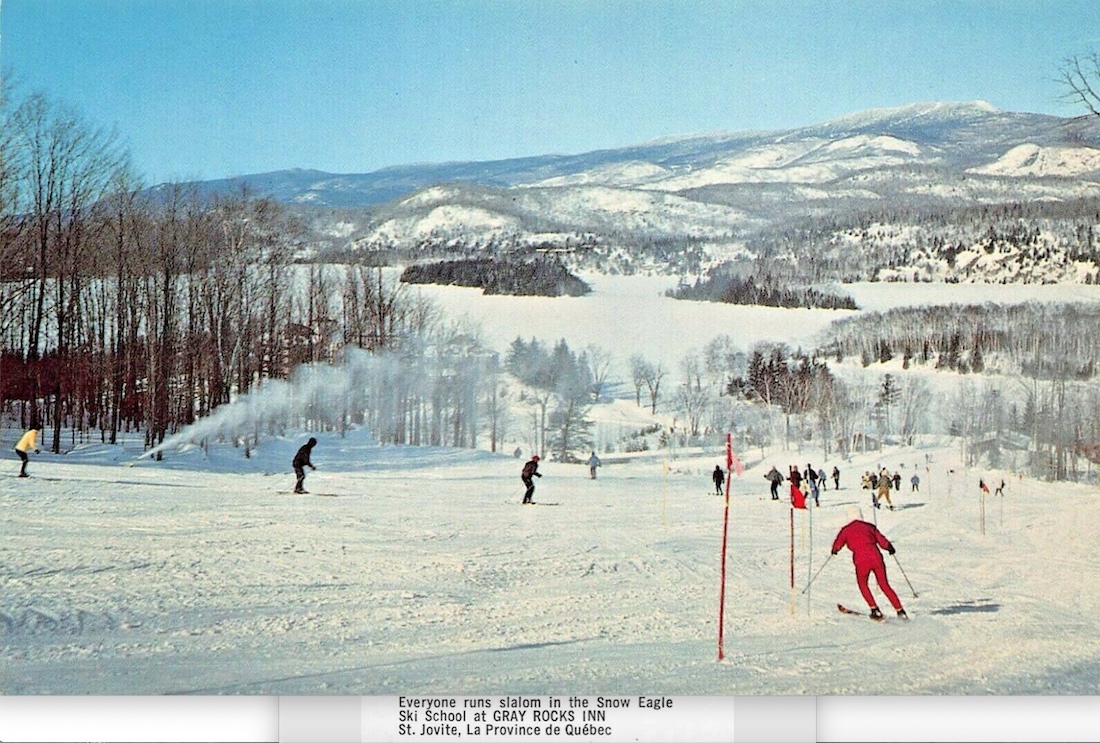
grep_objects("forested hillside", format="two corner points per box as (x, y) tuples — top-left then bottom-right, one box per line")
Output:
(745, 197), (1100, 284)
(400, 256), (590, 296)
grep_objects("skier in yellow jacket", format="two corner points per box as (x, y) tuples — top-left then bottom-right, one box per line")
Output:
(15, 428), (40, 478)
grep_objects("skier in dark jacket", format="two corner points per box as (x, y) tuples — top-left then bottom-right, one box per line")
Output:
(788, 465), (804, 502)
(788, 465), (802, 491)
(292, 437), (317, 494)
(806, 463), (821, 506)
(765, 466), (783, 499)
(521, 455), (542, 504)
(713, 465), (725, 495)
(832, 466), (840, 490)
(831, 506), (907, 620)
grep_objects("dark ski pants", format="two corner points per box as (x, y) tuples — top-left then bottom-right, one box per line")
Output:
(294, 465), (307, 493)
(522, 476), (535, 503)
(855, 557), (903, 612)
(770, 481), (779, 499)
(15, 448), (27, 476)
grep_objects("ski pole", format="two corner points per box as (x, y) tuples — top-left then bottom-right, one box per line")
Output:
(800, 552), (833, 595)
(892, 552), (919, 598)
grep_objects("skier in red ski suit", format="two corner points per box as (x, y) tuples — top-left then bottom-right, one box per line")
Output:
(831, 506), (907, 620)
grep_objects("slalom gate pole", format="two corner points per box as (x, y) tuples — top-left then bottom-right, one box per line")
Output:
(800, 501), (806, 552)
(789, 505), (795, 617)
(892, 553), (919, 598)
(801, 552), (833, 594)
(807, 505), (813, 614)
(717, 434), (733, 661)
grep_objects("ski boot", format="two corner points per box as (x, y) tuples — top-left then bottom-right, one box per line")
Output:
(896, 609), (908, 620)
(869, 607), (884, 621)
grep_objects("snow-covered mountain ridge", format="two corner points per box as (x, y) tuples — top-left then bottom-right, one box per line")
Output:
(183, 102), (1100, 281)
(190, 101), (1087, 207)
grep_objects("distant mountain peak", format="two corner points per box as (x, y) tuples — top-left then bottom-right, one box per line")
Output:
(818, 100), (1003, 129)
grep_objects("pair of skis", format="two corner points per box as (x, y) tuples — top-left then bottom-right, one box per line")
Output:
(837, 603), (909, 621)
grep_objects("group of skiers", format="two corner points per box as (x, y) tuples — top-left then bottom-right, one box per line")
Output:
(859, 466), (922, 510)
(281, 437), (906, 622)
(8, 428), (916, 623)
(282, 437), (910, 622)
(752, 463), (841, 505)
(0, 428), (940, 624)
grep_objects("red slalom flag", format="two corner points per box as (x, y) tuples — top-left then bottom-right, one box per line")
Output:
(728, 444), (745, 477)
(790, 482), (808, 509)
(980, 479), (990, 494)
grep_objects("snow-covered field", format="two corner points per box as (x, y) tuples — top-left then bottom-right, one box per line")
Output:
(4, 276), (1100, 695)
(3, 429), (1100, 695)
(407, 274), (1100, 376)
(408, 273), (849, 375)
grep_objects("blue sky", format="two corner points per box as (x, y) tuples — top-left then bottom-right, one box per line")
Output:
(4, 1), (1100, 184)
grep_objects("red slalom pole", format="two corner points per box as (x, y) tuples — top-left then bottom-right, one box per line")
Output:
(718, 433), (733, 661)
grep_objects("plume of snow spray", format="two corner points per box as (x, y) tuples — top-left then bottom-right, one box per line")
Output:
(146, 347), (379, 459)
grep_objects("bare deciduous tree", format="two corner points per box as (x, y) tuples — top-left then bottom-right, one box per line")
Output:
(1060, 52), (1100, 119)
(629, 355), (665, 414)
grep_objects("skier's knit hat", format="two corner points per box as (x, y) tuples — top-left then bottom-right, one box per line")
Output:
(846, 506), (863, 523)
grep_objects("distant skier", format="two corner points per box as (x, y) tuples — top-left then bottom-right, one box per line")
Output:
(587, 451), (601, 480)
(831, 506), (907, 621)
(892, 471), (902, 491)
(817, 467), (828, 491)
(765, 465), (783, 500)
(910, 473), (920, 492)
(994, 479), (1005, 497)
(521, 454), (542, 504)
(807, 465), (821, 506)
(832, 466), (841, 490)
(292, 437), (317, 494)
(876, 468), (894, 510)
(713, 465), (725, 495)
(14, 428), (40, 478)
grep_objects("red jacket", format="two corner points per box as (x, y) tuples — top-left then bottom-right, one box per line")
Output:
(832, 520), (894, 565)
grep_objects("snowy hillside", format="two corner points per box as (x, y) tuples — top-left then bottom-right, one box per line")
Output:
(3, 431), (1100, 695)
(5, 267), (1100, 695)
(969, 143), (1100, 178)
